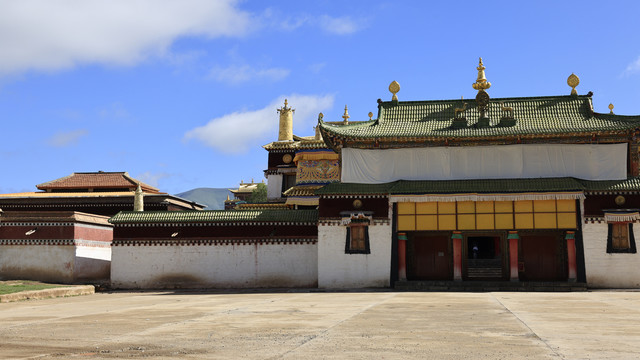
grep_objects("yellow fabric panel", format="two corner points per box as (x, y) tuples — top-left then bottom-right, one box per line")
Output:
(438, 202), (456, 214)
(495, 201), (513, 213)
(397, 202), (415, 215)
(556, 199), (576, 212)
(397, 215), (416, 231)
(557, 213), (577, 229)
(416, 202), (437, 214)
(514, 200), (533, 213)
(457, 214), (475, 230)
(416, 215), (438, 230)
(515, 213), (534, 229)
(476, 214), (495, 230)
(476, 201), (494, 213)
(438, 214), (456, 230)
(534, 213), (557, 229)
(457, 201), (475, 214)
(495, 214), (514, 229)
(534, 200), (556, 212)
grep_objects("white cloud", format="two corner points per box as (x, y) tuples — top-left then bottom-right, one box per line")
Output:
(0, 0), (253, 75)
(136, 171), (172, 188)
(623, 56), (640, 76)
(318, 15), (361, 35)
(308, 63), (326, 74)
(208, 65), (290, 84)
(184, 94), (334, 153)
(47, 129), (89, 147)
(99, 102), (131, 120)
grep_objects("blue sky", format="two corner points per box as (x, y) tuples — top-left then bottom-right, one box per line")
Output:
(1, 0), (640, 195)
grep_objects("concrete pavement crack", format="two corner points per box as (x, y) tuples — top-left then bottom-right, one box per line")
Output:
(491, 293), (564, 359)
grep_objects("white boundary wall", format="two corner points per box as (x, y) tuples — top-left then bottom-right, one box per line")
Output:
(318, 222), (392, 288)
(0, 244), (77, 283)
(111, 242), (317, 289)
(583, 222), (640, 288)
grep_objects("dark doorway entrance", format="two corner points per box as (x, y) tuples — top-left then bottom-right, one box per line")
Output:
(465, 236), (504, 280)
(408, 234), (451, 280)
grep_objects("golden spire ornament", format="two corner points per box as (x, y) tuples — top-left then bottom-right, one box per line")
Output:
(389, 81), (400, 101)
(342, 105), (350, 125)
(608, 103), (614, 114)
(472, 57), (491, 91)
(567, 73), (580, 96)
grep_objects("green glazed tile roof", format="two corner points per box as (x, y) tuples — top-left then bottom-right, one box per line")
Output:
(316, 177), (640, 195)
(109, 209), (318, 224)
(315, 182), (395, 195)
(389, 178), (585, 194)
(579, 177), (640, 192)
(320, 95), (640, 141)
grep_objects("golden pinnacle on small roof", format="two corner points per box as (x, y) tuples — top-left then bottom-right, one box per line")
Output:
(389, 81), (400, 101)
(567, 73), (580, 96)
(342, 105), (350, 125)
(472, 57), (491, 91)
(609, 103), (615, 114)
(368, 112), (373, 120)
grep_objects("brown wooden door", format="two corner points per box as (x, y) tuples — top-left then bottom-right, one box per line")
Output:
(520, 234), (565, 281)
(410, 235), (451, 280)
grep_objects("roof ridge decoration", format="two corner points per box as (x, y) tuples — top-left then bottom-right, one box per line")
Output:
(389, 81), (400, 101)
(472, 57), (491, 122)
(567, 73), (580, 96)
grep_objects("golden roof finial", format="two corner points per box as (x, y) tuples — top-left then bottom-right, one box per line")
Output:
(368, 112), (373, 120)
(342, 105), (350, 125)
(226, 194), (230, 201)
(472, 57), (491, 91)
(567, 73), (580, 96)
(251, 178), (254, 184)
(389, 81), (400, 101)
(609, 103), (614, 114)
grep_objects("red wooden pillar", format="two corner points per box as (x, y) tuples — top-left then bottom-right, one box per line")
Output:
(507, 231), (519, 282)
(452, 231), (463, 281)
(397, 232), (407, 280)
(566, 231), (577, 282)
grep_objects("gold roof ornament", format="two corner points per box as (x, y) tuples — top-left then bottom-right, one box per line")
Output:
(368, 112), (373, 120)
(342, 105), (350, 125)
(567, 73), (580, 96)
(472, 57), (491, 91)
(389, 81), (400, 101)
(608, 103), (614, 114)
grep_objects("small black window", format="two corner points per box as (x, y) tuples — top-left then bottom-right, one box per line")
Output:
(607, 223), (637, 253)
(345, 225), (370, 254)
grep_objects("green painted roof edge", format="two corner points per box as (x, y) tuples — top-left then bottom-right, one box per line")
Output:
(109, 209), (318, 224)
(316, 177), (640, 195)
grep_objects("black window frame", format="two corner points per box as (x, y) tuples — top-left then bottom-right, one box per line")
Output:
(606, 222), (637, 254)
(345, 224), (371, 254)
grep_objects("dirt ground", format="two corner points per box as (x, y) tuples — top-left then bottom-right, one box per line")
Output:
(1, 290), (639, 359)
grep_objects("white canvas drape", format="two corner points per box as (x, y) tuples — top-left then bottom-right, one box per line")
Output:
(341, 143), (627, 183)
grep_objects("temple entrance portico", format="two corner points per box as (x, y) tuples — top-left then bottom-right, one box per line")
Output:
(394, 194), (581, 284)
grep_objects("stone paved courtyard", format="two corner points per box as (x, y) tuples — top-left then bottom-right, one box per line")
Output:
(1, 290), (639, 359)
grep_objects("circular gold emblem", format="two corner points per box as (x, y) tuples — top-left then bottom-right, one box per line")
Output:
(615, 195), (626, 206)
(353, 199), (363, 209)
(567, 73), (580, 88)
(282, 154), (292, 164)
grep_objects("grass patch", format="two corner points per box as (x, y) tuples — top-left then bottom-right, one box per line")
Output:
(0, 280), (68, 295)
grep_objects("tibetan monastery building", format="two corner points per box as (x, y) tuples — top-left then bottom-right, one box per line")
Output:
(106, 59), (640, 290)
(317, 59), (640, 288)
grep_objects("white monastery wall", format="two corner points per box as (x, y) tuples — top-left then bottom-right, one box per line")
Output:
(318, 222), (392, 288)
(0, 244), (76, 283)
(74, 240), (111, 282)
(267, 174), (283, 199)
(111, 241), (317, 289)
(583, 222), (640, 288)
